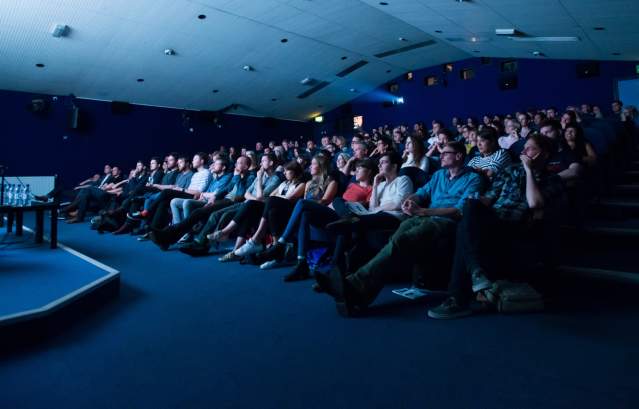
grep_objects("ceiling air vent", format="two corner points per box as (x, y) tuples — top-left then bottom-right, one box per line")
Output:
(297, 81), (330, 99)
(374, 40), (436, 58)
(336, 60), (369, 78)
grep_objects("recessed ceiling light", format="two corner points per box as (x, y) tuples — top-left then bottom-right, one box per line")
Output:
(341, 56), (347, 60)
(470, 37), (478, 42)
(137, 78), (144, 82)
(612, 52), (621, 56)
(593, 27), (605, 31)
(386, 69), (392, 73)
(435, 30), (442, 33)
(164, 48), (176, 56)
(271, 98), (277, 101)
(280, 38), (288, 43)
(198, 14), (206, 20)
(212, 89), (219, 93)
(35, 63), (45, 68)
(379, 1), (389, 5)
(473, 50), (480, 53)
(398, 37), (407, 41)
(349, 88), (358, 93)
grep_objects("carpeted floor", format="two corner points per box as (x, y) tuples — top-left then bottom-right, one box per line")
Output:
(0, 217), (638, 409)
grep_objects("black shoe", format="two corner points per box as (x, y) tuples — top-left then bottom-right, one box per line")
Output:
(178, 241), (210, 256)
(325, 216), (360, 234)
(326, 262), (366, 317)
(283, 260), (311, 282)
(427, 297), (472, 320)
(259, 242), (287, 262)
(149, 231), (170, 251)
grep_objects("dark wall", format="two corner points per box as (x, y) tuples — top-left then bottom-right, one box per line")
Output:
(316, 57), (638, 137)
(0, 89), (312, 184)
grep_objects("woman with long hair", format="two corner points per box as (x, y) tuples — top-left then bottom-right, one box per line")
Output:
(401, 134), (429, 173)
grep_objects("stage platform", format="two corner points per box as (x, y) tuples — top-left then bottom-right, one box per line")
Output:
(0, 224), (120, 335)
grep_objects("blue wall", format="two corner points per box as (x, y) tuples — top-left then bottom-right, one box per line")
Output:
(316, 57), (638, 137)
(0, 89), (312, 184)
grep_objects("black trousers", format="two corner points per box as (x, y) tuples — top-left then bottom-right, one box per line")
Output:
(262, 196), (295, 238)
(77, 187), (111, 220)
(149, 189), (193, 230)
(159, 199), (234, 244)
(448, 199), (520, 304)
(232, 200), (265, 237)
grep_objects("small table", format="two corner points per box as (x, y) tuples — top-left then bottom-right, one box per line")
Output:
(0, 201), (59, 249)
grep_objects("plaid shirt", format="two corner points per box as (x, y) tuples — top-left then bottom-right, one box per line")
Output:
(485, 164), (565, 222)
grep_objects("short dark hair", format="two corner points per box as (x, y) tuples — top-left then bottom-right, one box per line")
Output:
(527, 133), (552, 155)
(238, 155), (251, 168)
(284, 160), (304, 179)
(477, 127), (498, 144)
(382, 151), (403, 169)
(445, 141), (467, 161)
(167, 152), (179, 161)
(195, 152), (208, 162)
(437, 128), (453, 140)
(262, 152), (277, 164)
(215, 156), (229, 169)
(150, 156), (161, 164)
(355, 158), (376, 172)
(539, 119), (561, 132)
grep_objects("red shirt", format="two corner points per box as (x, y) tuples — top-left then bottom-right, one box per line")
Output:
(342, 183), (372, 203)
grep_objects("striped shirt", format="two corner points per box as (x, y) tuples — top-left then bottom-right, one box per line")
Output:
(467, 149), (511, 175)
(187, 168), (211, 192)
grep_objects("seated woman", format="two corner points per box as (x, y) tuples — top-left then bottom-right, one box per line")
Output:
(466, 127), (511, 179)
(258, 158), (376, 281)
(232, 161), (306, 257)
(401, 134), (429, 173)
(563, 123), (597, 168)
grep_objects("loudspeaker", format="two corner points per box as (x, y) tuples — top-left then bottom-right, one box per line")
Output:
(576, 62), (600, 79)
(111, 101), (132, 114)
(499, 73), (518, 91)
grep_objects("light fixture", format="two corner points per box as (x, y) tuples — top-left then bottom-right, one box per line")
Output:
(137, 78), (144, 82)
(198, 14), (206, 19)
(243, 65), (254, 71)
(379, 1), (389, 5)
(212, 89), (219, 93)
(314, 115), (324, 123)
(532, 51), (545, 57)
(398, 37), (407, 41)
(470, 36), (478, 42)
(164, 48), (176, 56)
(349, 88), (358, 93)
(395, 97), (405, 105)
(51, 24), (69, 38)
(35, 63), (45, 68)
(280, 38), (288, 43)
(510, 36), (580, 42)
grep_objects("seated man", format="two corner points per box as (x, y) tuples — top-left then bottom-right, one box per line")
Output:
(428, 134), (565, 319)
(142, 152), (211, 235)
(169, 156), (232, 228)
(61, 164), (112, 215)
(149, 155), (254, 250)
(65, 166), (123, 223)
(316, 141), (483, 317)
(539, 119), (582, 183)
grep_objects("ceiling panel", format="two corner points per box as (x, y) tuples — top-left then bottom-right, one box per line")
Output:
(0, 0), (637, 120)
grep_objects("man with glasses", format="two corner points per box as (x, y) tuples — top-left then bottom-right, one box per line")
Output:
(316, 141), (483, 317)
(428, 134), (564, 319)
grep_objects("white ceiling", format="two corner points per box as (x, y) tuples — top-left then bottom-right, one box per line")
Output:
(0, 0), (637, 121)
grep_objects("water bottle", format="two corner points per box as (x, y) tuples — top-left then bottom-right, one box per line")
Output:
(23, 184), (31, 206)
(15, 185), (24, 206)
(7, 184), (14, 206)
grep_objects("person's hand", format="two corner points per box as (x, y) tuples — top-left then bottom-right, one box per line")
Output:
(373, 173), (385, 185)
(193, 192), (202, 200)
(402, 199), (421, 216)
(257, 168), (264, 179)
(520, 154), (533, 172)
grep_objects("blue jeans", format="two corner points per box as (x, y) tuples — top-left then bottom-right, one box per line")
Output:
(143, 192), (162, 211)
(280, 199), (339, 258)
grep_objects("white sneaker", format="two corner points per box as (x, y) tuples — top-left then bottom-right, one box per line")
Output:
(177, 233), (192, 244)
(234, 239), (264, 257)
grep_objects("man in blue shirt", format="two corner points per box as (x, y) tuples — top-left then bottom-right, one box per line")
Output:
(316, 141), (483, 317)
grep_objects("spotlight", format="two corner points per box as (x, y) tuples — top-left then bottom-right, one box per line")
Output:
(314, 115), (324, 123)
(395, 97), (405, 105)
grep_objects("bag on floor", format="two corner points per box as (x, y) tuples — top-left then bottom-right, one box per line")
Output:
(485, 280), (544, 313)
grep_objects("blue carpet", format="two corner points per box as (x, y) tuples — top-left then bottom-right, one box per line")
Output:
(0, 215), (638, 409)
(0, 235), (110, 316)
